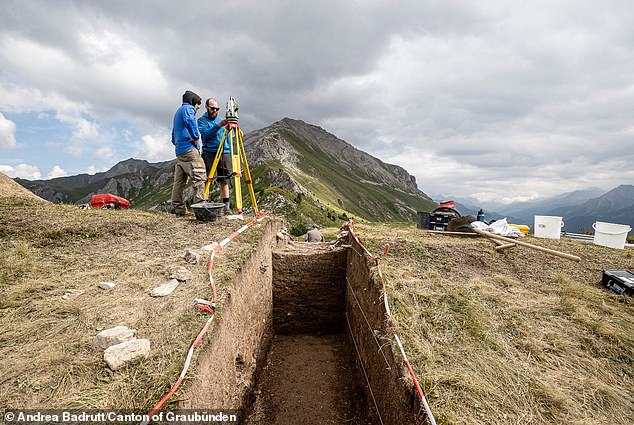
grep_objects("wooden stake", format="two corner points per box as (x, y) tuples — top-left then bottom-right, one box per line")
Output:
(494, 242), (516, 251)
(472, 228), (581, 262)
(426, 230), (479, 237)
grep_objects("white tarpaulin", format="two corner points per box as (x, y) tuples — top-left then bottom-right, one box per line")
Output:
(471, 218), (524, 238)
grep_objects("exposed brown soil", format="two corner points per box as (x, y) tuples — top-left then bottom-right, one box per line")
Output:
(272, 245), (347, 334)
(241, 243), (382, 425)
(244, 334), (372, 425)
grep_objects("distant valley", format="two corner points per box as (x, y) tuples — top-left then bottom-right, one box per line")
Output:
(435, 185), (634, 234)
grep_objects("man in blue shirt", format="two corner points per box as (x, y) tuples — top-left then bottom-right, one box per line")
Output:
(170, 90), (206, 217)
(198, 98), (231, 213)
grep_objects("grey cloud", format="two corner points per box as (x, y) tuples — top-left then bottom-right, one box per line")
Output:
(1, 0), (633, 201)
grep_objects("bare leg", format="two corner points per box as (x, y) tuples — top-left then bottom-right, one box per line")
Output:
(220, 182), (229, 199)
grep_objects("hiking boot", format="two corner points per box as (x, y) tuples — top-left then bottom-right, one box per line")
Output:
(175, 210), (194, 218)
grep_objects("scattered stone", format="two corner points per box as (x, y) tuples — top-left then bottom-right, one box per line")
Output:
(184, 249), (199, 264)
(150, 279), (180, 297)
(61, 289), (84, 300)
(97, 282), (116, 290)
(103, 339), (151, 371)
(201, 242), (219, 253)
(337, 230), (350, 240)
(170, 266), (193, 282)
(93, 326), (136, 352)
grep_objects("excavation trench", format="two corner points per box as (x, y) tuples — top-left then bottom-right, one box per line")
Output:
(184, 222), (425, 424)
(243, 244), (372, 425)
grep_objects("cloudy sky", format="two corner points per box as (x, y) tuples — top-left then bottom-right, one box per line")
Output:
(0, 0), (632, 203)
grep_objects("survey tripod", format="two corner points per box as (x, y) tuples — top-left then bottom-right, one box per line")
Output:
(202, 97), (260, 216)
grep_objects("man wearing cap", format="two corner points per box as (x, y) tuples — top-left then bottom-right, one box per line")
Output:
(198, 98), (231, 214)
(170, 90), (206, 217)
(305, 224), (325, 242)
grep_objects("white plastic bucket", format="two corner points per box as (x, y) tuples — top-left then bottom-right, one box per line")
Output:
(592, 221), (631, 249)
(534, 215), (564, 239)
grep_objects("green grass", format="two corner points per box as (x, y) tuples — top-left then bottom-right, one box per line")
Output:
(279, 129), (436, 221)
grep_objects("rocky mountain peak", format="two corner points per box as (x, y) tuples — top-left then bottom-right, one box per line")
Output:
(103, 158), (162, 179)
(246, 117), (429, 197)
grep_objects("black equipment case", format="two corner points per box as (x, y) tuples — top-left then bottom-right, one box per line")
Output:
(602, 270), (634, 295)
(429, 211), (458, 231)
(417, 202), (461, 231)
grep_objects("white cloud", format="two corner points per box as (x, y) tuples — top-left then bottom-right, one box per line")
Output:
(84, 165), (109, 175)
(85, 165), (98, 175)
(92, 145), (115, 160)
(0, 30), (173, 124)
(46, 165), (68, 179)
(0, 163), (42, 179)
(137, 132), (173, 161)
(0, 112), (17, 148)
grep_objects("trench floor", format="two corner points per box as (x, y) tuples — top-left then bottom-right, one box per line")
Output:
(243, 333), (373, 425)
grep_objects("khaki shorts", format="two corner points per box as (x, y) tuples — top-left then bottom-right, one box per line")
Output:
(202, 151), (232, 183)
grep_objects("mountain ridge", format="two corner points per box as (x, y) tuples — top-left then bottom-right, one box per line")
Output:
(545, 185), (634, 233)
(14, 117), (436, 226)
(442, 186), (633, 234)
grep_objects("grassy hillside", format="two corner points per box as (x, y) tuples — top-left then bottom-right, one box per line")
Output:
(279, 129), (436, 220)
(0, 196), (264, 410)
(340, 223), (634, 424)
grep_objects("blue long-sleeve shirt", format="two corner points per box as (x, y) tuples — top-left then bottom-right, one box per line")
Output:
(171, 103), (200, 156)
(198, 113), (229, 154)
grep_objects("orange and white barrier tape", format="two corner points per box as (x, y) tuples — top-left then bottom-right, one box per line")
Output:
(345, 220), (437, 425)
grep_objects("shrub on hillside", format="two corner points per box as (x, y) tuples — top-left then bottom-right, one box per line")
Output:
(290, 222), (309, 237)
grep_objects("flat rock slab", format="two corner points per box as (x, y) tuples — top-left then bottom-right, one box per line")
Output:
(97, 282), (116, 290)
(104, 339), (151, 371)
(150, 279), (180, 297)
(93, 326), (136, 352)
(170, 266), (193, 282)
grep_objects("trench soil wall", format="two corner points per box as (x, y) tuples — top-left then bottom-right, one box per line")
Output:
(345, 236), (426, 424)
(243, 244), (372, 424)
(185, 219), (285, 409)
(184, 227), (427, 424)
(272, 247), (347, 334)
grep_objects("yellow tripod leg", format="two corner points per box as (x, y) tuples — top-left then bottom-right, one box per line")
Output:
(230, 128), (243, 214)
(238, 129), (259, 214)
(203, 131), (228, 200)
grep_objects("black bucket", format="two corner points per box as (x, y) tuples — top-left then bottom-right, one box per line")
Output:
(191, 202), (225, 222)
